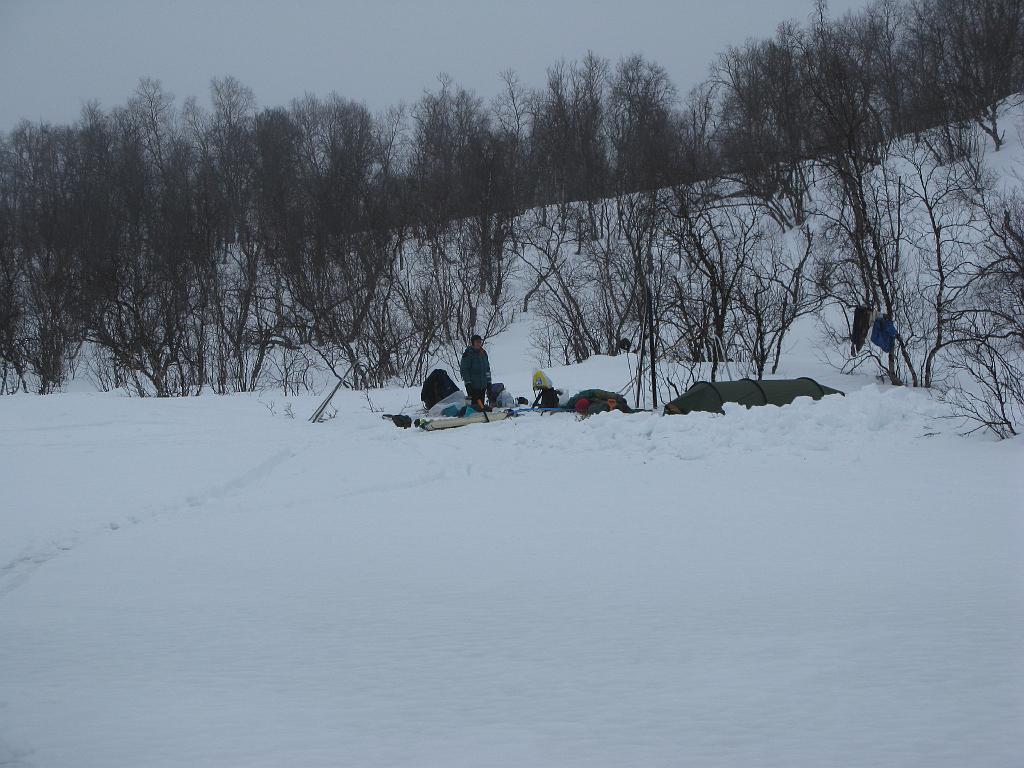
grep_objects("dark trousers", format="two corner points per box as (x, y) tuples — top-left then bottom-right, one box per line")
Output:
(467, 387), (487, 408)
(851, 305), (872, 354)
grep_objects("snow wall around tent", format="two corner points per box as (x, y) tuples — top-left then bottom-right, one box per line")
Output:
(663, 377), (845, 415)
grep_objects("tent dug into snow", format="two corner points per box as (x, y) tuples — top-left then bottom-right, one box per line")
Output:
(663, 377), (844, 415)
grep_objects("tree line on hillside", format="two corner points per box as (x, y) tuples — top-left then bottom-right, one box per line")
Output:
(0, 0), (1022, 436)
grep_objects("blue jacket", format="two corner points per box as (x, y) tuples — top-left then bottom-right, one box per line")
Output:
(870, 316), (897, 353)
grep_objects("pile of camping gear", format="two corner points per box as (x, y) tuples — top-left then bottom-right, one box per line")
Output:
(395, 370), (523, 431)
(421, 369), (518, 416)
(529, 370), (634, 416)
(385, 368), (639, 430)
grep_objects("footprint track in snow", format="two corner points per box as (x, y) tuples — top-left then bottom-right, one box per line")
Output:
(0, 447), (301, 598)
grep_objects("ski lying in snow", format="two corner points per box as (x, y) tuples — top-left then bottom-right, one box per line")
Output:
(415, 410), (514, 431)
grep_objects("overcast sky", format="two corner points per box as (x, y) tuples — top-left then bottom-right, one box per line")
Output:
(0, 0), (872, 131)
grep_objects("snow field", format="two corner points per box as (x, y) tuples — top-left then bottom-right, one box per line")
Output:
(1, 370), (1021, 766)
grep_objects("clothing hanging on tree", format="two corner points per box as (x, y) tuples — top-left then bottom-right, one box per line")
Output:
(870, 315), (897, 354)
(850, 305), (876, 355)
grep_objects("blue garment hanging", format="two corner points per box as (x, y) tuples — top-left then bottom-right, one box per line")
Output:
(870, 316), (897, 353)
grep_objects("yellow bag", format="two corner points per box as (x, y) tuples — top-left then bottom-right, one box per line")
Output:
(532, 369), (553, 391)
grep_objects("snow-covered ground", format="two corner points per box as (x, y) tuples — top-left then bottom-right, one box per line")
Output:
(1, 333), (1022, 767)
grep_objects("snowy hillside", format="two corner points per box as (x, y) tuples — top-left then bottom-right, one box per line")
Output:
(2, 313), (1023, 767)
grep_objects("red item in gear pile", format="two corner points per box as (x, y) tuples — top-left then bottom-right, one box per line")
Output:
(574, 397), (591, 415)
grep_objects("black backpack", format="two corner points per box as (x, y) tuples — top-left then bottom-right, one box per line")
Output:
(421, 369), (459, 410)
(535, 387), (561, 409)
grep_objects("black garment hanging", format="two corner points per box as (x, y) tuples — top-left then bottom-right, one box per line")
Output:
(850, 306), (874, 355)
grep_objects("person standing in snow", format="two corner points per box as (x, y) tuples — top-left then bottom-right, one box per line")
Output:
(460, 334), (491, 410)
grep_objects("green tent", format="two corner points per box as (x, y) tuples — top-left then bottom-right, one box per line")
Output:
(663, 377), (844, 415)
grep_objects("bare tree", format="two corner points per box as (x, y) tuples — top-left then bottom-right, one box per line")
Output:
(518, 201), (603, 362)
(7, 122), (83, 393)
(715, 23), (815, 227)
(944, 199), (1024, 436)
(929, 0), (1024, 150)
(529, 53), (611, 209)
(736, 225), (819, 378)
(814, 123), (992, 388)
(664, 181), (750, 383)
(0, 133), (26, 393)
(79, 82), (212, 396)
